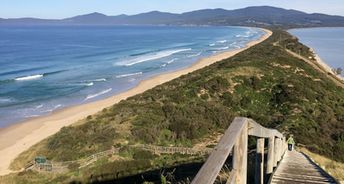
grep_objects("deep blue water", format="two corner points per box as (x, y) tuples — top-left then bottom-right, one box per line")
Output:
(289, 27), (344, 75)
(0, 25), (264, 127)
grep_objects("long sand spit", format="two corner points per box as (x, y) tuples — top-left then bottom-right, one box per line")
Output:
(0, 29), (272, 176)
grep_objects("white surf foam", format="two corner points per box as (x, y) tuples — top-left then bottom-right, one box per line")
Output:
(0, 97), (13, 103)
(85, 88), (112, 101)
(209, 43), (216, 47)
(75, 82), (94, 87)
(167, 58), (177, 64)
(217, 40), (227, 43)
(25, 114), (40, 118)
(91, 78), (107, 82)
(41, 104), (62, 113)
(214, 46), (230, 51)
(161, 58), (178, 67)
(36, 104), (43, 109)
(187, 52), (202, 58)
(236, 31), (253, 38)
(229, 42), (241, 49)
(115, 72), (143, 79)
(85, 82), (94, 86)
(15, 74), (43, 81)
(118, 48), (192, 66)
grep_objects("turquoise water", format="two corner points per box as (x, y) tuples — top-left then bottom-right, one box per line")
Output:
(0, 25), (264, 127)
(289, 27), (344, 75)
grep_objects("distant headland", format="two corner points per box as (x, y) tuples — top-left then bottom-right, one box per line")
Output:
(1, 6), (344, 28)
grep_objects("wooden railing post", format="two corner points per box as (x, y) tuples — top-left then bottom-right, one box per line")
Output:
(278, 138), (283, 161)
(191, 118), (286, 184)
(255, 138), (264, 184)
(283, 137), (287, 154)
(233, 123), (248, 184)
(266, 136), (274, 174)
(273, 137), (280, 167)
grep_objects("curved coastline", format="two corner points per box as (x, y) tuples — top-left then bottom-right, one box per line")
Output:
(288, 28), (344, 82)
(0, 28), (272, 176)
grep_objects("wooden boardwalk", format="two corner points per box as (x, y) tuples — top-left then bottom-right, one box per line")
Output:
(191, 117), (338, 184)
(270, 150), (337, 184)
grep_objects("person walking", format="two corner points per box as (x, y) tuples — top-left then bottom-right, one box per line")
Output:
(287, 135), (295, 151)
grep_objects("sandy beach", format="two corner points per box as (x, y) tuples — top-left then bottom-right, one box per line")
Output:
(0, 29), (272, 176)
(312, 51), (344, 82)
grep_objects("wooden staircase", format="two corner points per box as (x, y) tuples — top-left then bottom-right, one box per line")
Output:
(270, 151), (337, 184)
(190, 117), (338, 184)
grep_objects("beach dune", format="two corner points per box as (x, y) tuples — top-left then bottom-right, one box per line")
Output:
(0, 29), (272, 176)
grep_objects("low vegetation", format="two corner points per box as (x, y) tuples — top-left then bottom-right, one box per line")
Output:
(299, 147), (344, 182)
(2, 29), (344, 183)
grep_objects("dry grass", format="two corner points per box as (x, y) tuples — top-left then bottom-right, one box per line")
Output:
(299, 147), (344, 182)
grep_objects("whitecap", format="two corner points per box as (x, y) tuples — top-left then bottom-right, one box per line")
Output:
(75, 82), (94, 87)
(0, 97), (13, 103)
(117, 48), (192, 66)
(214, 46), (230, 51)
(167, 58), (178, 64)
(55, 104), (62, 109)
(25, 114), (40, 118)
(115, 72), (143, 79)
(209, 43), (216, 47)
(36, 104), (43, 109)
(91, 78), (107, 82)
(85, 88), (112, 101)
(41, 104), (63, 113)
(15, 74), (43, 81)
(187, 52), (202, 58)
(85, 82), (94, 86)
(217, 40), (227, 43)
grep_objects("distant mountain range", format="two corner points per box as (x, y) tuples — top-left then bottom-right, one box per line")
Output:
(2, 6), (344, 28)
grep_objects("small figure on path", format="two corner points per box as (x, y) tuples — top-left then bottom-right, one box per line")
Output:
(287, 135), (295, 151)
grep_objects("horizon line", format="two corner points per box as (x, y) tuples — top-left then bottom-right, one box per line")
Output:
(1, 5), (342, 20)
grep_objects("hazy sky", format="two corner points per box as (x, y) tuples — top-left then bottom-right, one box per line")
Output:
(1, 0), (344, 19)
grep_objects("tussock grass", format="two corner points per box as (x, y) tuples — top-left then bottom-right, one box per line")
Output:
(300, 147), (344, 182)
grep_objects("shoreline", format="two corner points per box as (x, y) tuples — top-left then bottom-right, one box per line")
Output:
(0, 28), (272, 176)
(311, 50), (344, 82)
(288, 28), (344, 82)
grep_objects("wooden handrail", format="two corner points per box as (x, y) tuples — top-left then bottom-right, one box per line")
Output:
(191, 117), (287, 184)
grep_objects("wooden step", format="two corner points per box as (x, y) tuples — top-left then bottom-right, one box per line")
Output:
(270, 151), (336, 184)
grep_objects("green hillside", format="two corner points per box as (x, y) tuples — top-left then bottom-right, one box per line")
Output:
(2, 29), (344, 183)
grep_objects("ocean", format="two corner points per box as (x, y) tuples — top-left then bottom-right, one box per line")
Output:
(0, 25), (264, 127)
(289, 27), (344, 76)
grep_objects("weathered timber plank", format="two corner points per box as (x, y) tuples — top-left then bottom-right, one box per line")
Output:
(191, 117), (248, 184)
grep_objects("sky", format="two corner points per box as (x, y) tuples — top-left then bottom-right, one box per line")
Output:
(1, 0), (344, 19)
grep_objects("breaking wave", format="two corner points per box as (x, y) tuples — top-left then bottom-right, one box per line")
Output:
(84, 88), (112, 101)
(115, 72), (143, 78)
(0, 97), (14, 104)
(90, 78), (107, 82)
(15, 74), (43, 81)
(117, 48), (191, 66)
(213, 46), (230, 51)
(187, 52), (202, 58)
(217, 40), (227, 43)
(41, 104), (62, 113)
